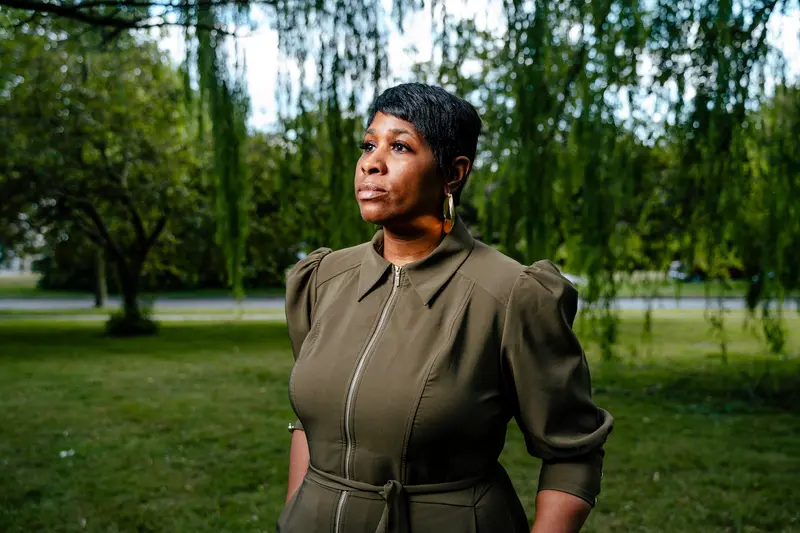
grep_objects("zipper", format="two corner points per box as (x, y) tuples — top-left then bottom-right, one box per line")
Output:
(334, 491), (347, 533)
(334, 264), (402, 533)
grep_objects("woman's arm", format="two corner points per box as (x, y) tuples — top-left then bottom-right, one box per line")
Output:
(284, 249), (329, 503)
(530, 490), (592, 533)
(501, 262), (613, 531)
(285, 430), (310, 503)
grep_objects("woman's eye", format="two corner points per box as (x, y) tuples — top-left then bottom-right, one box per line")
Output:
(392, 143), (410, 152)
(358, 141), (375, 152)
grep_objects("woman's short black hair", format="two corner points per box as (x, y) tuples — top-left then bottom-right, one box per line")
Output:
(366, 83), (482, 198)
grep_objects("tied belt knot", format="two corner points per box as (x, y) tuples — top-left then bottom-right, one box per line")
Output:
(307, 465), (486, 533)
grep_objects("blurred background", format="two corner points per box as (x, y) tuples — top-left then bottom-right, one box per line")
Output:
(1, 0), (799, 531)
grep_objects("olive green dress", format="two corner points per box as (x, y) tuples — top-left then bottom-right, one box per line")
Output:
(279, 216), (613, 533)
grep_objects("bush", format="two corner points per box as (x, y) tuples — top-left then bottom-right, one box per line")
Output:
(104, 309), (159, 337)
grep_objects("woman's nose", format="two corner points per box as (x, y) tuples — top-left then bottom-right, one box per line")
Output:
(361, 153), (386, 175)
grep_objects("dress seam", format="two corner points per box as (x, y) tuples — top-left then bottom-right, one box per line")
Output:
(497, 273), (526, 413)
(309, 263), (360, 356)
(399, 282), (475, 483)
(453, 270), (512, 307)
(315, 262), (361, 292)
(328, 488), (339, 533)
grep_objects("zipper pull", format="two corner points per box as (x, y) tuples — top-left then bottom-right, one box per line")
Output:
(393, 266), (401, 287)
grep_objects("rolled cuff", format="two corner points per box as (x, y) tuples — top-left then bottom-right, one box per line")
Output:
(537, 450), (604, 507)
(288, 418), (304, 433)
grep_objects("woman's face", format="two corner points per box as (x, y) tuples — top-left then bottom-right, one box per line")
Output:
(354, 112), (442, 227)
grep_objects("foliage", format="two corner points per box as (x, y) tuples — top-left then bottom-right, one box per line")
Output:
(418, 0), (800, 358)
(0, 15), (201, 332)
(189, 4), (252, 299)
(35, 233), (99, 292)
(24, 129), (336, 294)
(2, 0), (800, 353)
(737, 85), (800, 354)
(0, 0), (236, 32)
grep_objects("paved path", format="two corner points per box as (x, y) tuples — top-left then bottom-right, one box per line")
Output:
(0, 295), (786, 322)
(0, 296), (285, 311)
(0, 312), (285, 322)
(0, 295), (772, 311)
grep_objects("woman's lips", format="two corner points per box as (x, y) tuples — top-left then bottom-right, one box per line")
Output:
(357, 190), (387, 200)
(357, 185), (387, 200)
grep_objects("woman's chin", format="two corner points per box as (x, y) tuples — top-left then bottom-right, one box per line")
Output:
(358, 204), (391, 226)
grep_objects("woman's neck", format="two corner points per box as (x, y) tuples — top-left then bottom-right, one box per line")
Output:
(382, 215), (445, 266)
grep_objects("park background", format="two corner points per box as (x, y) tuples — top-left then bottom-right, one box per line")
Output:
(1, 0), (800, 531)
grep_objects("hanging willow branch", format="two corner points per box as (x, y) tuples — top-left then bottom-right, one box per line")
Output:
(274, 0), (391, 250)
(193, 4), (251, 299)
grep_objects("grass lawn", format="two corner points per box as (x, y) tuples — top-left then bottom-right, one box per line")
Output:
(1, 312), (799, 532)
(0, 274), (83, 299)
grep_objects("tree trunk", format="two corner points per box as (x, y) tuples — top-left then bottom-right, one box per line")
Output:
(106, 258), (157, 335)
(94, 248), (107, 309)
(106, 254), (157, 336)
(118, 263), (142, 320)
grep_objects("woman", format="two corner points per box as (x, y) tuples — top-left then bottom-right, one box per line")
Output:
(280, 83), (613, 533)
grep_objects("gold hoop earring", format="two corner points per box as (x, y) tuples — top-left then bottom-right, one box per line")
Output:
(443, 192), (456, 234)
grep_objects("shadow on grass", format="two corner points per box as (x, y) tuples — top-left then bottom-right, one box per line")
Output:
(593, 355), (800, 414)
(3, 320), (799, 414)
(0, 321), (292, 362)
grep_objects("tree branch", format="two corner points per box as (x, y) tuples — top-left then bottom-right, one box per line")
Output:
(72, 214), (108, 248)
(543, 41), (588, 146)
(544, 1), (613, 147)
(745, 0), (780, 58)
(95, 140), (149, 250)
(746, 0), (781, 38)
(57, 0), (263, 10)
(57, 191), (126, 263)
(0, 0), (243, 32)
(144, 212), (169, 252)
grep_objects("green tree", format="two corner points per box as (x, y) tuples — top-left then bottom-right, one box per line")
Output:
(1, 0), (407, 292)
(0, 17), (202, 334)
(734, 85), (800, 353)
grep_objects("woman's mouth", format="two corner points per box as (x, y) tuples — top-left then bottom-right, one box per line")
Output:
(357, 184), (388, 200)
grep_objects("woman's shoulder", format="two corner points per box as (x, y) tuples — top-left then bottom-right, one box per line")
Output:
(461, 242), (575, 308)
(518, 260), (576, 295)
(459, 240), (525, 306)
(286, 241), (373, 291)
(497, 261), (582, 343)
(508, 260), (579, 320)
(286, 247), (331, 286)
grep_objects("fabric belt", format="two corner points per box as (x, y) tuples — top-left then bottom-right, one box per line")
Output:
(306, 464), (486, 533)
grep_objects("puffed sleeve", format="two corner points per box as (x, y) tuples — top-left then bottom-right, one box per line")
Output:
(285, 247), (331, 431)
(500, 259), (613, 506)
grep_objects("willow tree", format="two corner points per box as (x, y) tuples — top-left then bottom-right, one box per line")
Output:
(736, 85), (800, 354)
(441, 0), (799, 357)
(434, 1), (646, 357)
(3, 0), (425, 288)
(466, 1), (645, 265)
(645, 0), (799, 354)
(273, 0), (400, 250)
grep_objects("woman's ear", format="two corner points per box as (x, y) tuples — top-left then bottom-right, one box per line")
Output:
(446, 155), (472, 195)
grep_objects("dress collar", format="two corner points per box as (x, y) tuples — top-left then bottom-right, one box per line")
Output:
(357, 216), (475, 305)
